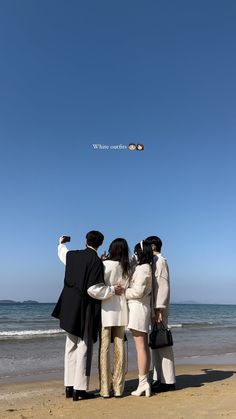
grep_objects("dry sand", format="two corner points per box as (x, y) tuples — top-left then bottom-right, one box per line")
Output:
(0, 365), (236, 419)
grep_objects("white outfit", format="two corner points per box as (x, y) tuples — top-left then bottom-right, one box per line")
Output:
(152, 253), (176, 384)
(64, 333), (89, 390)
(58, 244), (114, 390)
(152, 254), (170, 312)
(88, 259), (129, 397)
(88, 260), (129, 326)
(126, 264), (152, 333)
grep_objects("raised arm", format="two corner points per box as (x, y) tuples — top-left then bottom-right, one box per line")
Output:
(58, 241), (69, 265)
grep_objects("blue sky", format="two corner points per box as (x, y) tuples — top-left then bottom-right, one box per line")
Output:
(0, 0), (236, 303)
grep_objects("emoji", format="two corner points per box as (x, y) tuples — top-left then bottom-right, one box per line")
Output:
(137, 144), (144, 151)
(128, 143), (136, 151)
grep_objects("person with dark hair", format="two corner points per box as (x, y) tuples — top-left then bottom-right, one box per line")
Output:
(86, 230), (104, 249)
(52, 231), (122, 401)
(125, 240), (153, 397)
(88, 238), (131, 398)
(145, 235), (176, 392)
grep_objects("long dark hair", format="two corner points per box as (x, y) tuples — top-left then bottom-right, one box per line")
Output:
(134, 240), (153, 265)
(108, 238), (131, 278)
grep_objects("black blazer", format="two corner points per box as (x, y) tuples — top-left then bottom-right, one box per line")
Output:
(52, 248), (104, 341)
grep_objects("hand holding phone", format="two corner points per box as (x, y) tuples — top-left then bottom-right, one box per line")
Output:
(59, 236), (71, 244)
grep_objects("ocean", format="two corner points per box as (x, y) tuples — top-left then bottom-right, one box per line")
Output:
(1, 303), (236, 383)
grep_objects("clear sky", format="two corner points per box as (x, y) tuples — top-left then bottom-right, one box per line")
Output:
(0, 0), (236, 304)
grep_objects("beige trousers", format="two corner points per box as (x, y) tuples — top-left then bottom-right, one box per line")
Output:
(64, 333), (91, 391)
(100, 326), (126, 396)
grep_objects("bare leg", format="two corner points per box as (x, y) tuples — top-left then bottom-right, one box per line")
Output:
(131, 330), (151, 397)
(132, 330), (150, 375)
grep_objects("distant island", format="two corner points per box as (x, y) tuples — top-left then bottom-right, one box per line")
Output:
(0, 300), (40, 304)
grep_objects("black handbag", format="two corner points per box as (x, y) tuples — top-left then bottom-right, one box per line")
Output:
(149, 321), (173, 349)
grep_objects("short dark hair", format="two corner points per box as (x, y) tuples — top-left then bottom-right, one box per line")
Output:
(86, 230), (104, 249)
(134, 240), (153, 265)
(145, 236), (162, 252)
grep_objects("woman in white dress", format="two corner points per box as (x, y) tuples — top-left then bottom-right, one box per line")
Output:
(88, 238), (131, 397)
(125, 240), (153, 397)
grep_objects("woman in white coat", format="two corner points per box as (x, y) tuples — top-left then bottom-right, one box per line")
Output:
(88, 238), (131, 398)
(125, 240), (153, 397)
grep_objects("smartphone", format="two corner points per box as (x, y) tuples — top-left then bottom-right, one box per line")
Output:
(61, 236), (71, 244)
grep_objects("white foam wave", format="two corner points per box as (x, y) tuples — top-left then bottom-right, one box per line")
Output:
(168, 324), (183, 328)
(0, 329), (64, 337)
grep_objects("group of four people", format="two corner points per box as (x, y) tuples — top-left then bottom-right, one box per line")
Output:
(52, 231), (175, 401)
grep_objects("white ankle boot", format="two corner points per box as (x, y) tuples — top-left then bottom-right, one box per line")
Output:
(131, 375), (151, 397)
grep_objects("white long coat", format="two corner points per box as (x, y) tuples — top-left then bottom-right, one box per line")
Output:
(88, 260), (129, 327)
(152, 254), (170, 313)
(126, 263), (152, 333)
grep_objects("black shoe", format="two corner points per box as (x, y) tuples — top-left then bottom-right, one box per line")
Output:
(73, 390), (96, 401)
(151, 380), (161, 390)
(152, 383), (176, 393)
(65, 386), (73, 398)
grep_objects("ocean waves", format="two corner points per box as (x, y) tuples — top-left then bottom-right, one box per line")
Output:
(169, 321), (214, 329)
(0, 329), (65, 340)
(1, 322), (235, 342)
(169, 321), (236, 329)
(1, 303), (236, 342)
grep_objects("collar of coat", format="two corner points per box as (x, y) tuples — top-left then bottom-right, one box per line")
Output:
(86, 245), (97, 253)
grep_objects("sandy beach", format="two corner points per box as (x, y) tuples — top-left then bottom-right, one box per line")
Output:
(1, 304), (236, 418)
(1, 365), (236, 419)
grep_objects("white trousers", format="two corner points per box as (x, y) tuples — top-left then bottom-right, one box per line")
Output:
(64, 333), (92, 391)
(152, 318), (176, 384)
(152, 346), (176, 384)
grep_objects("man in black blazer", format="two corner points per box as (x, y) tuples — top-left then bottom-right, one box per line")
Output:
(52, 230), (109, 401)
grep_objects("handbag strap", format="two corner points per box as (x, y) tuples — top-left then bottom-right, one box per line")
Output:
(160, 321), (169, 330)
(153, 321), (168, 331)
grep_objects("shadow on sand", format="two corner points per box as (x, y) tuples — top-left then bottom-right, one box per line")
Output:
(172, 368), (236, 390)
(123, 368), (236, 396)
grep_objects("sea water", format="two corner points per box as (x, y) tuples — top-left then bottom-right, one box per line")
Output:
(0, 303), (236, 382)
